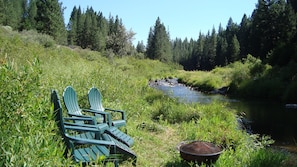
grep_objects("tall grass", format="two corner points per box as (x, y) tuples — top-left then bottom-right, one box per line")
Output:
(0, 27), (295, 166)
(177, 55), (297, 102)
(0, 58), (71, 166)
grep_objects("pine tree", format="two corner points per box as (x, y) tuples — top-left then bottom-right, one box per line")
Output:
(172, 38), (183, 63)
(67, 6), (78, 45)
(26, 0), (37, 30)
(1, 0), (25, 30)
(238, 14), (251, 59)
(195, 32), (205, 70)
(229, 35), (240, 62)
(76, 6), (84, 47)
(201, 29), (217, 70)
(81, 7), (93, 49)
(96, 12), (108, 51)
(89, 9), (101, 51)
(250, 0), (296, 60)
(216, 25), (228, 66)
(136, 41), (145, 53)
(146, 27), (154, 59)
(209, 27), (217, 68)
(35, 0), (67, 44)
(146, 17), (172, 62)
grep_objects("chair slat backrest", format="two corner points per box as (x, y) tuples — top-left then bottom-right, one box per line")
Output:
(88, 87), (105, 111)
(63, 86), (82, 115)
(88, 87), (106, 124)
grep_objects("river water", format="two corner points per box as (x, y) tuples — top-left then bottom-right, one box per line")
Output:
(150, 79), (297, 152)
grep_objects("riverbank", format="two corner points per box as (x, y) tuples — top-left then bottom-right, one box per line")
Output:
(176, 55), (297, 103)
(151, 78), (297, 157)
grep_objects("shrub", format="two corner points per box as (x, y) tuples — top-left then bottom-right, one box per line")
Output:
(249, 148), (288, 167)
(20, 30), (55, 48)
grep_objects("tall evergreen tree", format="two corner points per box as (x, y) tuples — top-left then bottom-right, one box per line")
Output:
(96, 12), (108, 51)
(146, 17), (172, 62)
(81, 7), (93, 49)
(216, 25), (228, 66)
(195, 32), (205, 70)
(208, 27), (217, 68)
(171, 38), (183, 63)
(25, 0), (37, 30)
(76, 7), (85, 47)
(238, 14), (251, 58)
(201, 28), (217, 70)
(250, 0), (296, 60)
(67, 6), (78, 45)
(136, 41), (145, 53)
(35, 0), (67, 44)
(1, 0), (25, 29)
(146, 27), (154, 59)
(229, 35), (240, 62)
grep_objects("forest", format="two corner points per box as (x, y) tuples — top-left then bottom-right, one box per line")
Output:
(1, 0), (297, 71)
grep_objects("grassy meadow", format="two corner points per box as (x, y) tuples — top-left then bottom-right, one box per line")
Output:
(1, 27), (296, 166)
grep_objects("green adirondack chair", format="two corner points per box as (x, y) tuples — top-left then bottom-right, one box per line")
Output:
(63, 86), (134, 147)
(51, 90), (137, 166)
(88, 87), (134, 147)
(88, 87), (126, 128)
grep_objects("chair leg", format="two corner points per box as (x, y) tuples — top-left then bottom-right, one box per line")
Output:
(114, 160), (119, 167)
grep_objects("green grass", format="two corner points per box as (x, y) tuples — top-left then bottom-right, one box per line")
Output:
(0, 27), (296, 166)
(177, 55), (297, 102)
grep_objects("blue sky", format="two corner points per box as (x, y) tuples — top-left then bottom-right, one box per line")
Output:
(61, 0), (258, 45)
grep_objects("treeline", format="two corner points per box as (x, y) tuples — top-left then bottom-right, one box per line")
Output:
(0, 0), (135, 56)
(169, 0), (297, 70)
(67, 7), (135, 56)
(0, 0), (66, 44)
(1, 0), (297, 71)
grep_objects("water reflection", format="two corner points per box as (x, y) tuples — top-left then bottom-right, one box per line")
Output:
(231, 100), (297, 144)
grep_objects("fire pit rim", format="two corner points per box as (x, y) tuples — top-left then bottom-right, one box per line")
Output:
(177, 140), (224, 156)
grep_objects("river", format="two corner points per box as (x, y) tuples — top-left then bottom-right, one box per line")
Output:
(150, 78), (297, 152)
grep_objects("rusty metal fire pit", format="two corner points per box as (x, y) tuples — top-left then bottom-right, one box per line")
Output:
(178, 141), (223, 165)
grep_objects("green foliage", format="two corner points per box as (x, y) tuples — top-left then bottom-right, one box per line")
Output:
(178, 68), (232, 91)
(0, 0), (25, 30)
(20, 30), (56, 48)
(149, 96), (200, 124)
(177, 54), (297, 102)
(248, 148), (288, 167)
